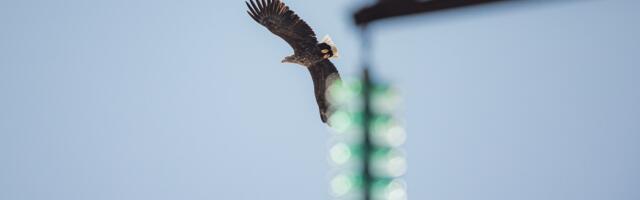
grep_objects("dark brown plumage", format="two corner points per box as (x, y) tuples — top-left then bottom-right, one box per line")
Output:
(246, 0), (341, 123)
(246, 0), (317, 57)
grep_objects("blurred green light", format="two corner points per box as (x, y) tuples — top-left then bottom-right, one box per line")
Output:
(371, 84), (401, 114)
(349, 79), (363, 95)
(385, 125), (406, 147)
(327, 79), (364, 108)
(328, 110), (352, 133)
(371, 148), (407, 178)
(372, 122), (406, 147)
(371, 116), (407, 147)
(327, 80), (349, 104)
(330, 174), (353, 197)
(371, 178), (407, 200)
(385, 179), (407, 200)
(330, 143), (352, 165)
(386, 155), (407, 177)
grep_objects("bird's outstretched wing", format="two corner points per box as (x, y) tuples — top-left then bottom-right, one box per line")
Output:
(246, 0), (318, 55)
(308, 59), (341, 123)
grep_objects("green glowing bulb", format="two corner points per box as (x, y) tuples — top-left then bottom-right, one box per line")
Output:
(371, 83), (401, 114)
(385, 179), (408, 200)
(327, 79), (364, 107)
(330, 143), (352, 165)
(328, 110), (352, 133)
(330, 174), (353, 197)
(371, 148), (407, 178)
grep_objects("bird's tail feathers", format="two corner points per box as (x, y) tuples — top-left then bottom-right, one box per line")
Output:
(322, 35), (339, 58)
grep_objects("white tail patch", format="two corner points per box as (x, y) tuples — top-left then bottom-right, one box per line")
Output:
(322, 35), (339, 58)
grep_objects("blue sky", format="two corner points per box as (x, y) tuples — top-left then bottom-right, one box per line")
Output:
(1, 0), (639, 200)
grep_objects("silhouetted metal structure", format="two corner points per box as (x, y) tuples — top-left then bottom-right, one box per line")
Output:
(361, 68), (373, 200)
(354, 0), (517, 25)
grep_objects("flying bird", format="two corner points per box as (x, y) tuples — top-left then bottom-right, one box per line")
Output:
(246, 0), (341, 123)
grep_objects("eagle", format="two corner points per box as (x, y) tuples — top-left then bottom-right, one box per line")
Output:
(246, 0), (341, 123)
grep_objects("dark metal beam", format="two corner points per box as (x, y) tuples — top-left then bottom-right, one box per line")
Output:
(354, 0), (516, 25)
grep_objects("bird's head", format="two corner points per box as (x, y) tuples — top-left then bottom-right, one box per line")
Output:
(319, 45), (334, 59)
(319, 35), (339, 60)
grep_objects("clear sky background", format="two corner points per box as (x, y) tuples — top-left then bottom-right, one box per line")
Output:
(1, 0), (639, 200)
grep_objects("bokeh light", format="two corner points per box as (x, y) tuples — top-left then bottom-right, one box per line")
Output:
(328, 110), (352, 133)
(330, 174), (353, 197)
(385, 125), (406, 147)
(385, 179), (408, 200)
(371, 84), (401, 114)
(327, 79), (364, 110)
(330, 142), (352, 165)
(371, 116), (406, 147)
(370, 178), (407, 200)
(371, 148), (407, 178)
(385, 155), (407, 177)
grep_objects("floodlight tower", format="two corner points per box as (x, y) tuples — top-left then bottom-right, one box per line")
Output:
(326, 68), (407, 200)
